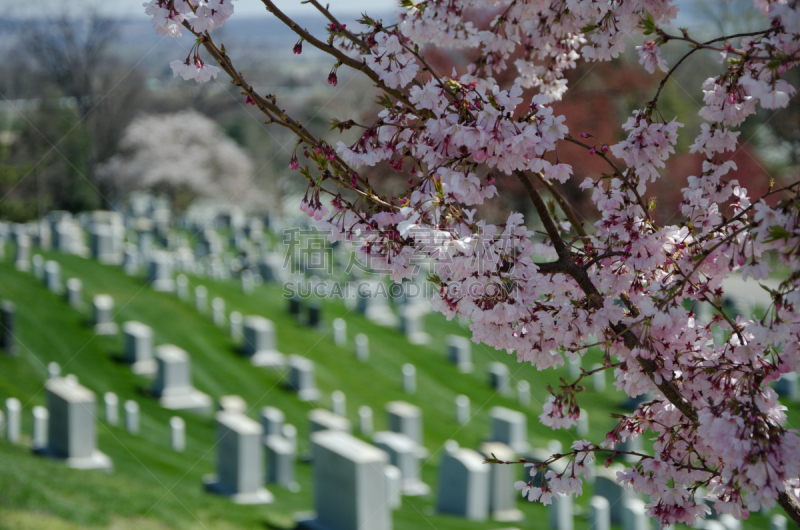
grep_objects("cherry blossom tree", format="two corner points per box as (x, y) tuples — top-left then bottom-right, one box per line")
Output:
(96, 109), (261, 207)
(143, 0), (800, 526)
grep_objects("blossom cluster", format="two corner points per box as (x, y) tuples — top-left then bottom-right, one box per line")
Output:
(149, 0), (800, 525)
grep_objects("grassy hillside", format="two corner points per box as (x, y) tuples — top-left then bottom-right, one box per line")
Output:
(0, 248), (788, 529)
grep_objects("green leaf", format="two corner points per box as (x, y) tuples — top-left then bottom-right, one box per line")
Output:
(764, 225), (793, 243)
(375, 93), (393, 109)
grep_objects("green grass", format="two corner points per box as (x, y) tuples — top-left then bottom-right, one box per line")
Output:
(0, 248), (790, 529)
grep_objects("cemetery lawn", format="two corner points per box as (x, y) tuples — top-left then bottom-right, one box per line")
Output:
(0, 251), (791, 529)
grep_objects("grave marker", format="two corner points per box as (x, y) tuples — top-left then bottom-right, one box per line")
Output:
(266, 434), (298, 491)
(66, 278), (82, 310)
(123, 321), (156, 376)
(359, 406), (373, 436)
(373, 431), (430, 496)
(93, 295), (118, 335)
(489, 406), (530, 454)
(6, 397), (20, 443)
(288, 355), (321, 401)
(32, 406), (48, 451)
(44, 260), (61, 293)
(455, 395), (470, 425)
(355, 333), (369, 362)
(104, 392), (119, 426)
(260, 406), (285, 437)
(479, 442), (524, 522)
(243, 316), (284, 368)
(447, 336), (473, 373)
(203, 411), (274, 504)
(297, 430), (391, 530)
(488, 363), (511, 396)
(171, 416), (186, 452)
(152, 344), (212, 414)
(125, 400), (139, 434)
(1, 301), (15, 355)
(42, 378), (113, 471)
(402, 364), (416, 394)
(436, 442), (489, 521)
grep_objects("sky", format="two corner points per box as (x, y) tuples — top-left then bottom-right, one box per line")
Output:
(3, 0), (399, 19)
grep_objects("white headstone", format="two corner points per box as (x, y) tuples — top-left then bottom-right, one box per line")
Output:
(217, 395), (247, 415)
(333, 318), (347, 347)
(592, 363), (607, 392)
(770, 515), (788, 530)
(331, 391), (346, 417)
(44, 378), (113, 470)
(402, 364), (416, 394)
(92, 295), (118, 335)
(148, 251), (175, 292)
(489, 406), (529, 454)
(282, 424), (297, 453)
(14, 234), (30, 271)
(373, 431), (429, 496)
(152, 345), (212, 414)
(241, 269), (254, 295)
(265, 434), (297, 491)
(260, 406), (284, 437)
(576, 409), (589, 437)
(32, 254), (44, 278)
(176, 274), (189, 301)
(718, 514), (742, 530)
(44, 260), (61, 293)
(170, 416), (186, 452)
(243, 316), (284, 368)
(386, 401), (424, 452)
(104, 392), (119, 426)
(308, 409), (351, 435)
(212, 298), (226, 327)
(359, 406), (373, 436)
(288, 355), (320, 401)
(300, 430), (391, 530)
(568, 356), (581, 380)
(775, 373), (799, 402)
(594, 465), (633, 524)
(384, 464), (403, 510)
(229, 311), (243, 342)
(517, 380), (531, 406)
(356, 280), (396, 327)
(48, 361), (61, 379)
(123, 321), (156, 376)
(479, 442), (524, 521)
(355, 333), (369, 362)
(436, 443), (489, 521)
(203, 411), (273, 504)
(455, 395), (470, 425)
(589, 495), (611, 530)
(123, 244), (138, 275)
(621, 497), (648, 530)
(6, 397), (20, 443)
(446, 335), (473, 373)
(398, 308), (429, 345)
(195, 285), (208, 314)
(549, 491), (574, 530)
(488, 363), (511, 396)
(125, 400), (139, 434)
(65, 278), (82, 309)
(32, 405), (49, 451)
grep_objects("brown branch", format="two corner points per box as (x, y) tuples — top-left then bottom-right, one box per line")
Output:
(302, 0), (369, 52)
(531, 170), (588, 237)
(259, 0), (413, 106)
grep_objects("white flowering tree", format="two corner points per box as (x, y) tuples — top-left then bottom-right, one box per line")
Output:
(144, 0), (800, 525)
(96, 109), (261, 206)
